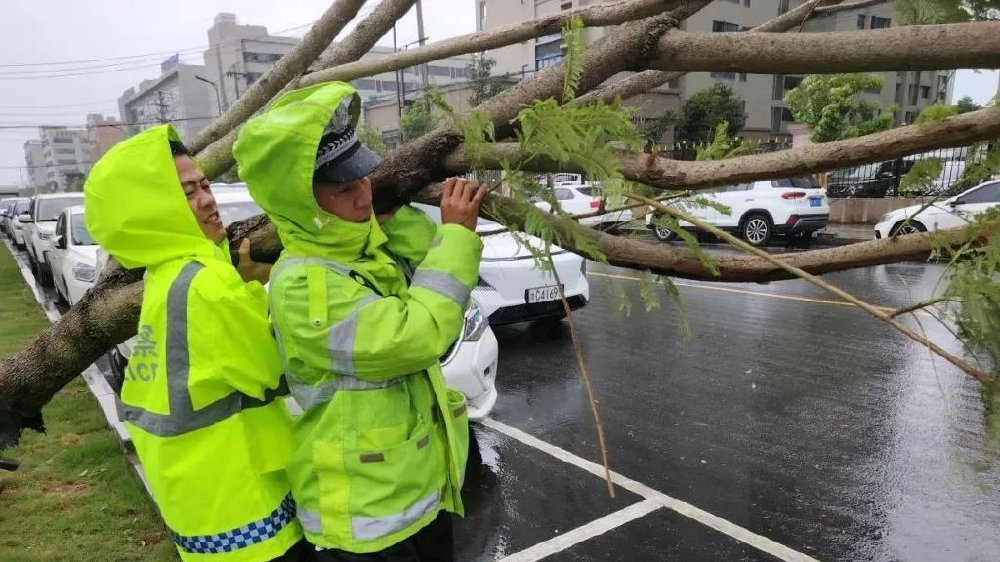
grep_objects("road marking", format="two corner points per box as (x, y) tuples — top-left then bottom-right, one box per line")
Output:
(589, 270), (899, 313)
(481, 418), (820, 562)
(499, 500), (662, 562)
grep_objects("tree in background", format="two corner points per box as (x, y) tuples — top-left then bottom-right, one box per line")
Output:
(955, 95), (983, 113)
(674, 83), (746, 144)
(640, 110), (677, 152)
(466, 53), (505, 107)
(784, 73), (895, 143)
(358, 123), (388, 155)
(400, 101), (436, 141)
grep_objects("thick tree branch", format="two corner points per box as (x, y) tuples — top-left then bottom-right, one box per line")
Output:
(651, 23), (1000, 73)
(187, 0), (366, 153)
(442, 106), (1000, 191)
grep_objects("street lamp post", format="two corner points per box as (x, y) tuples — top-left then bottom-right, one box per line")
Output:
(195, 75), (223, 117)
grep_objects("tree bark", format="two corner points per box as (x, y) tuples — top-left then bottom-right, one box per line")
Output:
(651, 23), (1000, 74)
(187, 0), (366, 153)
(442, 106), (1000, 191)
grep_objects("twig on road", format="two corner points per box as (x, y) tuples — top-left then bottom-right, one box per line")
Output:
(890, 296), (951, 318)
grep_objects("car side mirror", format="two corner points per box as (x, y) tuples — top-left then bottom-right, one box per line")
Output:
(17, 213), (32, 222)
(53, 235), (66, 250)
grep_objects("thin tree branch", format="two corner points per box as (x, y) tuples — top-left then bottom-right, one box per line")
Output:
(187, 0), (366, 153)
(814, 0), (890, 15)
(631, 194), (992, 384)
(298, 0), (688, 89)
(890, 296), (951, 318)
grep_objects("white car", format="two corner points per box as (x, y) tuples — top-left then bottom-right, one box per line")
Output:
(20, 193), (85, 287)
(6, 198), (31, 249)
(874, 180), (1000, 238)
(646, 177), (830, 247)
(49, 205), (98, 305)
(533, 179), (633, 229)
(2, 197), (28, 239)
(103, 192), (499, 420)
(412, 203), (590, 325)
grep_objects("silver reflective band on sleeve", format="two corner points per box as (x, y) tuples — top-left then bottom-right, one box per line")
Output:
(328, 293), (379, 377)
(351, 491), (440, 542)
(287, 371), (407, 412)
(297, 505), (323, 535)
(410, 269), (470, 308)
(123, 262), (282, 437)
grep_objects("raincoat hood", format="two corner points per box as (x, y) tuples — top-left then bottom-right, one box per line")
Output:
(84, 125), (223, 269)
(234, 82), (385, 262)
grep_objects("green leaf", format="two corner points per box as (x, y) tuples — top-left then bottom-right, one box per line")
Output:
(898, 158), (943, 194)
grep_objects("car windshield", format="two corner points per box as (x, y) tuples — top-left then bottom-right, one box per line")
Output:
(772, 176), (820, 189)
(218, 201), (264, 226)
(71, 213), (96, 245)
(14, 200), (29, 214)
(37, 196), (83, 221)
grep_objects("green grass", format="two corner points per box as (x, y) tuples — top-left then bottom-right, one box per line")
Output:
(0, 246), (178, 561)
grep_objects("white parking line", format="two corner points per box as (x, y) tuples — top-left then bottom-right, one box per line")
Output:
(481, 418), (819, 562)
(499, 499), (662, 562)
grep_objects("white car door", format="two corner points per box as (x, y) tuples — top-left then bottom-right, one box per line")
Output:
(949, 181), (1000, 224)
(49, 212), (68, 296)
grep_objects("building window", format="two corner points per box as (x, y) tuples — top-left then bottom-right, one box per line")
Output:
(857, 15), (866, 29)
(744, 0), (751, 6)
(245, 72), (263, 85)
(739, 73), (747, 82)
(921, 85), (931, 99)
(478, 2), (486, 30)
(536, 56), (561, 70)
(864, 84), (882, 94)
(908, 84), (918, 105)
(428, 65), (453, 77)
(351, 78), (378, 92)
(712, 20), (740, 33)
(779, 0), (789, 14)
(667, 77), (681, 89)
(783, 75), (802, 91)
(782, 108), (794, 122)
(535, 36), (564, 70)
(243, 52), (283, 64)
(711, 71), (737, 80)
(724, 0), (739, 4)
(904, 110), (916, 123)
(870, 16), (891, 28)
(560, 1), (572, 9)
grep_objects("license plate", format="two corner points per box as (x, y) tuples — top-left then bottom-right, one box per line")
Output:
(525, 285), (562, 303)
(809, 197), (822, 207)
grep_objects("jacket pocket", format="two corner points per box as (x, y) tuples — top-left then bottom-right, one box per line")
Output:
(446, 388), (470, 486)
(343, 415), (444, 543)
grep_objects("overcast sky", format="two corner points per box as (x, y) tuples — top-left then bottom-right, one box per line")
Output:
(1, 1), (998, 185)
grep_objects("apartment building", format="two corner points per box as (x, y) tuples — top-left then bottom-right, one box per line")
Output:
(22, 141), (46, 191)
(476, 0), (952, 139)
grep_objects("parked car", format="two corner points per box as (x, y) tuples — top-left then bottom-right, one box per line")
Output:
(2, 197), (26, 237)
(20, 193), (84, 287)
(646, 177), (830, 247)
(101, 192), (500, 420)
(874, 180), (1000, 238)
(48, 205), (98, 305)
(412, 203), (590, 325)
(2, 198), (29, 246)
(533, 179), (632, 229)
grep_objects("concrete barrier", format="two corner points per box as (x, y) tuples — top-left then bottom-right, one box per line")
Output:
(828, 198), (931, 224)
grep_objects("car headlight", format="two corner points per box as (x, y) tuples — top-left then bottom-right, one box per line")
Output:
(72, 262), (96, 283)
(462, 301), (488, 342)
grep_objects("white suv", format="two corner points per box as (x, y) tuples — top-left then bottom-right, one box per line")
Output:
(646, 177), (829, 246)
(874, 180), (1000, 238)
(21, 193), (85, 286)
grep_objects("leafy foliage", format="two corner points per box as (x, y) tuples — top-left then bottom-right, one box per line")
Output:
(640, 110), (678, 151)
(914, 103), (959, 124)
(896, 0), (974, 23)
(960, 142), (1000, 186)
(466, 54), (506, 107)
(357, 123), (387, 156)
(898, 158), (943, 194)
(955, 95), (983, 114)
(784, 74), (895, 142)
(400, 101), (436, 141)
(695, 122), (756, 161)
(675, 83), (747, 144)
(561, 15), (586, 103)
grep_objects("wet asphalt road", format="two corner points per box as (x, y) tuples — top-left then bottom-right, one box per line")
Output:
(455, 243), (1000, 561)
(9, 239), (1000, 561)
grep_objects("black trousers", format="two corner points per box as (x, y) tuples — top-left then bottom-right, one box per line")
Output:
(308, 511), (454, 562)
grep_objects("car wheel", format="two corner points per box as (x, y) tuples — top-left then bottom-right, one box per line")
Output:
(652, 224), (677, 242)
(890, 221), (927, 237)
(741, 214), (773, 247)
